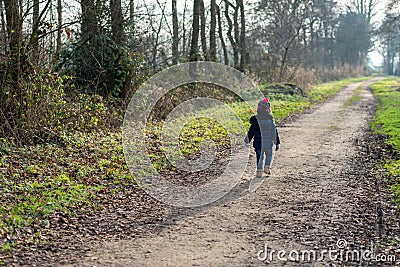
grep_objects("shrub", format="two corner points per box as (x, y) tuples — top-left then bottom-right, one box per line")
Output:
(0, 70), (110, 145)
(59, 35), (146, 99)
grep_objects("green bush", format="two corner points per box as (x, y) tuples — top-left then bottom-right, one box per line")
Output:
(0, 70), (111, 145)
(60, 35), (146, 98)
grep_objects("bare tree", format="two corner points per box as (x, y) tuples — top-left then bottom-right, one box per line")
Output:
(0, 0), (7, 55)
(190, 0), (200, 61)
(56, 0), (62, 59)
(110, 0), (125, 45)
(233, 1), (240, 68)
(216, 3), (228, 64)
(181, 0), (189, 57)
(224, 0), (238, 67)
(4, 0), (22, 78)
(172, 0), (179, 64)
(81, 0), (99, 40)
(209, 0), (217, 61)
(347, 0), (378, 23)
(378, 0), (400, 75)
(238, 0), (246, 71)
(31, 0), (39, 63)
(129, 0), (134, 32)
(200, 0), (209, 60)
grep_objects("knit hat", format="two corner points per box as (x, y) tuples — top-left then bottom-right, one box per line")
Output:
(257, 98), (271, 112)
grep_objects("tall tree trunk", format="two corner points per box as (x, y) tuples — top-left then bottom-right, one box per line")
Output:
(129, 0), (134, 32)
(238, 0), (246, 71)
(386, 49), (394, 75)
(0, 0), (7, 55)
(31, 0), (39, 64)
(209, 0), (217, 61)
(110, 0), (124, 45)
(4, 0), (22, 78)
(224, 0), (238, 67)
(3, 0), (22, 119)
(216, 4), (228, 65)
(81, 0), (99, 41)
(172, 0), (179, 64)
(28, 0), (51, 64)
(190, 0), (200, 61)
(182, 0), (187, 58)
(4, 0), (21, 55)
(199, 0), (209, 60)
(233, 2), (239, 69)
(56, 0), (62, 60)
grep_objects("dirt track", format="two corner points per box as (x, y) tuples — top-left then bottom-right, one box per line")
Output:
(63, 77), (395, 266)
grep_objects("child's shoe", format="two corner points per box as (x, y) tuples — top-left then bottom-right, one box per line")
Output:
(264, 166), (271, 175)
(256, 169), (263, 178)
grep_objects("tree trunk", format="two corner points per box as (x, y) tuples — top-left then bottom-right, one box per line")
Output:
(56, 0), (62, 59)
(3, 0), (22, 119)
(129, 0), (134, 32)
(172, 0), (179, 64)
(0, 0), (6, 55)
(31, 0), (39, 64)
(216, 4), (228, 65)
(238, 0), (246, 71)
(4, 0), (22, 78)
(110, 0), (124, 45)
(28, 0), (51, 64)
(209, 0), (217, 61)
(279, 47), (289, 82)
(387, 49), (394, 76)
(233, 2), (239, 69)
(4, 0), (21, 55)
(190, 0), (200, 61)
(182, 0), (188, 58)
(81, 0), (99, 41)
(224, 0), (238, 67)
(199, 0), (209, 60)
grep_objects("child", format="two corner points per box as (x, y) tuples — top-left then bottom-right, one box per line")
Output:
(245, 98), (280, 177)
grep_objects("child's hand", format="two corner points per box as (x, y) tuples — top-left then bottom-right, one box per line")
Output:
(275, 144), (280, 151)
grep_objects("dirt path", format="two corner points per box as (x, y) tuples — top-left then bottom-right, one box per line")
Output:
(65, 78), (388, 266)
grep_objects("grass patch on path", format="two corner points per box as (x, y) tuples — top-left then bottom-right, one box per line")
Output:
(342, 86), (362, 109)
(370, 77), (400, 206)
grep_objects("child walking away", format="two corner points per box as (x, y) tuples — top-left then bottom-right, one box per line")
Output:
(245, 98), (280, 178)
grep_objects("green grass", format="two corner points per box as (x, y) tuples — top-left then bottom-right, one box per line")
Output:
(307, 77), (370, 102)
(370, 77), (400, 206)
(342, 86), (362, 109)
(0, 76), (373, 252)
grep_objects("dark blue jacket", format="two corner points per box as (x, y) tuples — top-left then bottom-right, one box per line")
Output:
(245, 114), (280, 149)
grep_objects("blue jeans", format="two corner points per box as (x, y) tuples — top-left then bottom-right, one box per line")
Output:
(255, 147), (273, 170)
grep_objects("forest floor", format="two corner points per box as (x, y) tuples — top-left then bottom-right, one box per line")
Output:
(7, 77), (400, 266)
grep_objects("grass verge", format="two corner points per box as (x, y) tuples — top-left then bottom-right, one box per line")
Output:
(370, 77), (400, 207)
